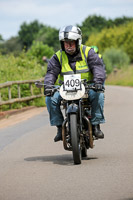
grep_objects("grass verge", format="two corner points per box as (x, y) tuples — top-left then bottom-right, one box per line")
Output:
(105, 64), (133, 87)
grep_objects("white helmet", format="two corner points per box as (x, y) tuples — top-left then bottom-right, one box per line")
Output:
(59, 25), (82, 51)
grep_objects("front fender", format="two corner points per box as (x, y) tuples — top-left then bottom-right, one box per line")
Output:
(66, 103), (79, 114)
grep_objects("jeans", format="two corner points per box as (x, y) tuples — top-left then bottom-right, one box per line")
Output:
(45, 90), (105, 126)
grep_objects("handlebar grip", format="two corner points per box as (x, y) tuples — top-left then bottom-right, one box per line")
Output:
(85, 85), (105, 92)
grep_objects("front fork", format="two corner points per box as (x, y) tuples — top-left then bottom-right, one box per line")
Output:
(62, 102), (79, 151)
(79, 99), (83, 133)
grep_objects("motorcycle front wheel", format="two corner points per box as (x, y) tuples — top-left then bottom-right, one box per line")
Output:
(70, 114), (81, 165)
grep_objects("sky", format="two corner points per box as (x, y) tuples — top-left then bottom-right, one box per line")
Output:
(0, 0), (133, 40)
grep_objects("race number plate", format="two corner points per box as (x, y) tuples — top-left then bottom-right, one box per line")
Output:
(63, 74), (81, 91)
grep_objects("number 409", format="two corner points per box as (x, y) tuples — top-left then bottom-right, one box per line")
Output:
(65, 79), (80, 87)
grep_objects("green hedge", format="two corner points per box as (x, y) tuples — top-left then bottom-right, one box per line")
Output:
(86, 21), (133, 62)
(103, 47), (130, 74)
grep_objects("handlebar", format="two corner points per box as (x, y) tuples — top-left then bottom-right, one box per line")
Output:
(35, 81), (58, 89)
(35, 80), (105, 93)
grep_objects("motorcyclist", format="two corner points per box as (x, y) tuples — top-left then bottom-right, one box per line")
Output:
(91, 45), (106, 75)
(44, 25), (106, 142)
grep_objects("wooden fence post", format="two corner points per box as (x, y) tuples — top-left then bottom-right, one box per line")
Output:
(8, 86), (11, 100)
(29, 83), (33, 96)
(0, 90), (1, 102)
(8, 86), (12, 109)
(18, 84), (21, 98)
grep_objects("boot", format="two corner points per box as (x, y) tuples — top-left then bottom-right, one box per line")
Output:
(54, 126), (62, 142)
(92, 124), (104, 139)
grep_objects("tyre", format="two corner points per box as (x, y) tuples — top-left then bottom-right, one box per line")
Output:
(70, 114), (81, 164)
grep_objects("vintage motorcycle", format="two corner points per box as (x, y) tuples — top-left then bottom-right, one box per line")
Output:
(35, 74), (104, 165)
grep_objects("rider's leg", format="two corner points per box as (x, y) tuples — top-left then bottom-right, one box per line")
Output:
(45, 91), (64, 142)
(88, 89), (105, 138)
(45, 91), (64, 126)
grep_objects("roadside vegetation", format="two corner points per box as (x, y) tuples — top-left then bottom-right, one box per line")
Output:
(0, 15), (133, 110)
(0, 44), (54, 110)
(105, 64), (133, 86)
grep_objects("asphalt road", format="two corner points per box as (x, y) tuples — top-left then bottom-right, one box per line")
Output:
(0, 85), (133, 200)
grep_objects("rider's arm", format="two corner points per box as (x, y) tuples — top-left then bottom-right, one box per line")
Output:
(44, 54), (61, 87)
(87, 48), (106, 84)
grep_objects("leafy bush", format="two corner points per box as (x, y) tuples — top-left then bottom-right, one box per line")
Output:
(103, 48), (130, 74)
(86, 21), (133, 62)
(0, 52), (47, 82)
(27, 41), (54, 64)
(0, 52), (46, 110)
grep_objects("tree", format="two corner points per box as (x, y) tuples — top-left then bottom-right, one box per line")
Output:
(0, 34), (4, 41)
(18, 20), (44, 50)
(35, 26), (60, 51)
(79, 15), (133, 43)
(86, 21), (133, 62)
(79, 15), (107, 43)
(113, 16), (133, 26)
(0, 36), (22, 55)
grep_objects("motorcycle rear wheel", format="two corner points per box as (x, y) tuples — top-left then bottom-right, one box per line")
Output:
(70, 114), (81, 165)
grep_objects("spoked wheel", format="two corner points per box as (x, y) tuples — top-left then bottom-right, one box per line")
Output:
(70, 114), (81, 165)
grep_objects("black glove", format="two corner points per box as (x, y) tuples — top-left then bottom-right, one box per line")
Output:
(44, 87), (55, 96)
(94, 83), (104, 92)
(35, 81), (43, 88)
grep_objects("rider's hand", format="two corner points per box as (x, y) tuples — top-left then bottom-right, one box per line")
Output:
(94, 83), (104, 92)
(35, 81), (43, 88)
(44, 87), (54, 96)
